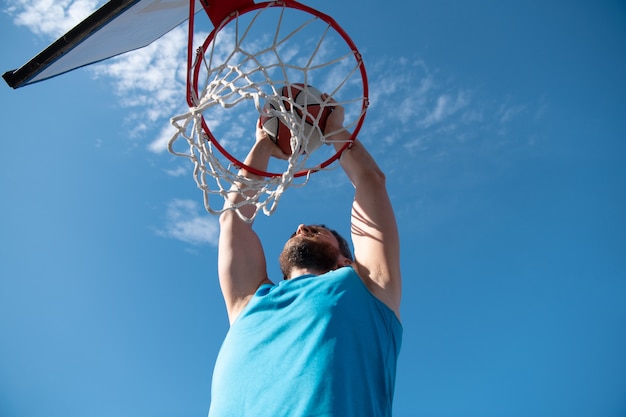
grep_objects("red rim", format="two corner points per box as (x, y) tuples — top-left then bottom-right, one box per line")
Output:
(188, 0), (369, 178)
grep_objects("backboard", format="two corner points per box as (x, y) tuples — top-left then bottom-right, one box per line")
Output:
(2, 0), (238, 89)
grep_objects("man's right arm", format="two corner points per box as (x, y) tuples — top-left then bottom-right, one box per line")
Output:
(218, 135), (283, 324)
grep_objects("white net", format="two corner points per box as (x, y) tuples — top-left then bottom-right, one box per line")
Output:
(169, 2), (368, 222)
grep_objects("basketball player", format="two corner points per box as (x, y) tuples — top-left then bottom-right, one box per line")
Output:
(209, 95), (402, 417)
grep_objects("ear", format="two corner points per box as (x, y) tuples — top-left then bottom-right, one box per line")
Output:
(338, 256), (353, 267)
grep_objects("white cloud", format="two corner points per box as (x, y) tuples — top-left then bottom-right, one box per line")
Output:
(360, 56), (544, 169)
(155, 199), (219, 246)
(149, 120), (182, 154)
(366, 59), (472, 147)
(7, 0), (101, 37)
(419, 91), (469, 128)
(91, 25), (190, 143)
(498, 101), (526, 124)
(164, 165), (188, 177)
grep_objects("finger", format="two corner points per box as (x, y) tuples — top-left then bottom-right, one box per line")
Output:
(322, 93), (337, 104)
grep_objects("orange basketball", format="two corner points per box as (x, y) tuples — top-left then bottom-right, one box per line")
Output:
(260, 84), (331, 155)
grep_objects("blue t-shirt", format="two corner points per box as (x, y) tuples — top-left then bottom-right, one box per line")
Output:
(208, 266), (402, 417)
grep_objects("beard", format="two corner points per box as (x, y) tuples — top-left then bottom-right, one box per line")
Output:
(279, 236), (341, 279)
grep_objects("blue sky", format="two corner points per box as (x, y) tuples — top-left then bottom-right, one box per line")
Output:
(1, 1), (625, 417)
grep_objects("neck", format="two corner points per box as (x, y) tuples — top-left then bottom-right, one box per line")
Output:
(287, 266), (329, 280)
(287, 263), (353, 280)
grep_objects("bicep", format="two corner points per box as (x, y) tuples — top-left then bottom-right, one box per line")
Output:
(218, 212), (269, 322)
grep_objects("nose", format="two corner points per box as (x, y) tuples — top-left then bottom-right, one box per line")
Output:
(296, 224), (311, 235)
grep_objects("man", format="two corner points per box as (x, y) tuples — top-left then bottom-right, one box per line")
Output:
(209, 95), (402, 417)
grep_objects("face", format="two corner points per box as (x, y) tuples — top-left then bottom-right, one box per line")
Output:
(279, 225), (346, 279)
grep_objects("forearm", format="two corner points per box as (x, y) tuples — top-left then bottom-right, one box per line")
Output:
(333, 138), (385, 189)
(241, 138), (277, 179)
(223, 138), (277, 219)
(219, 137), (275, 274)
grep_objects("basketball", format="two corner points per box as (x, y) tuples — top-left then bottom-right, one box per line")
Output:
(260, 84), (332, 155)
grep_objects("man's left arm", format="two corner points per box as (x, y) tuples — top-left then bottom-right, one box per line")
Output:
(325, 100), (401, 319)
(341, 140), (402, 319)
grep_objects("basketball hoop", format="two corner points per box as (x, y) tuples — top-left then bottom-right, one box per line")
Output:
(169, 0), (369, 221)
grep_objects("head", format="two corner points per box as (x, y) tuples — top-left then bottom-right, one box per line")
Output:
(279, 224), (353, 280)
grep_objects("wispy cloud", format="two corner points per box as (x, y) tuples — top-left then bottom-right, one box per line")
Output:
(6, 0), (100, 37)
(420, 91), (469, 128)
(163, 165), (188, 177)
(498, 103), (526, 124)
(154, 199), (219, 246)
(363, 56), (537, 162)
(91, 26), (190, 146)
(364, 61), (468, 153)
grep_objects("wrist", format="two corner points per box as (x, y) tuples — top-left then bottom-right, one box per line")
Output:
(330, 131), (355, 150)
(252, 137), (277, 156)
